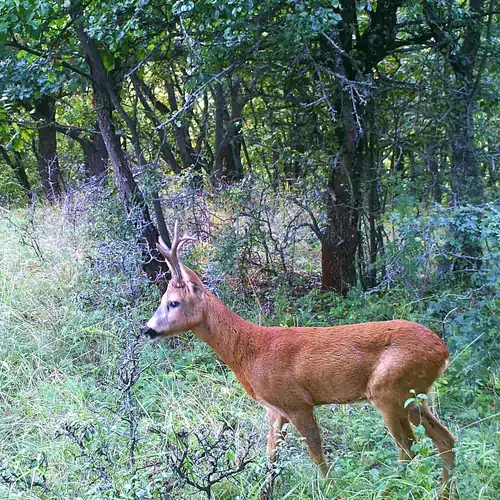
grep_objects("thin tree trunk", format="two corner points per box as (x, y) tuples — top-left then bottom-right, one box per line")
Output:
(152, 190), (171, 248)
(72, 16), (168, 290)
(0, 146), (32, 200)
(132, 75), (181, 174)
(426, 139), (442, 204)
(164, 78), (197, 170)
(228, 76), (244, 181)
(366, 104), (379, 288)
(214, 82), (225, 181)
(34, 96), (61, 202)
(213, 78), (246, 183)
(449, 106), (481, 204)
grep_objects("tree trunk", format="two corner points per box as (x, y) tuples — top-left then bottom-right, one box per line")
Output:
(34, 96), (61, 202)
(214, 82), (225, 181)
(227, 76), (244, 181)
(322, 85), (362, 294)
(321, 53), (362, 293)
(164, 78), (197, 171)
(132, 75), (181, 174)
(426, 139), (442, 204)
(366, 104), (380, 289)
(423, 0), (486, 276)
(84, 124), (108, 177)
(322, 157), (361, 293)
(285, 115), (305, 184)
(213, 79), (246, 183)
(318, 0), (407, 292)
(424, 0), (485, 205)
(0, 146), (32, 200)
(65, 124), (108, 178)
(73, 17), (168, 290)
(449, 106), (481, 204)
(96, 91), (167, 290)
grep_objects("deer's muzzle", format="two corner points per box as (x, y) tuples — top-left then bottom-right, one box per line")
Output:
(143, 327), (161, 339)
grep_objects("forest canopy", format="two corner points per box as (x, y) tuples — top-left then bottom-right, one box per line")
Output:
(1, 0), (498, 292)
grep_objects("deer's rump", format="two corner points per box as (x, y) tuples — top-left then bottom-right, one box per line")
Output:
(250, 320), (449, 407)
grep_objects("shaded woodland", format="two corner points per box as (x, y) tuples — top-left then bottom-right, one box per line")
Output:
(0, 1), (499, 499)
(1, 0), (498, 292)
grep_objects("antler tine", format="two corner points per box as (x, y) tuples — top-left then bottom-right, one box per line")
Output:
(156, 221), (196, 286)
(170, 220), (180, 253)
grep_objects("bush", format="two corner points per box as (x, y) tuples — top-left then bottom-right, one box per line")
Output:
(1, 193), (499, 499)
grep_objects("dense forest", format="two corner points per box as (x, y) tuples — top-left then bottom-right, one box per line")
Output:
(0, 1), (499, 499)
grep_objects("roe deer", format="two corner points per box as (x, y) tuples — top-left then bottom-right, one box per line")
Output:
(144, 223), (456, 498)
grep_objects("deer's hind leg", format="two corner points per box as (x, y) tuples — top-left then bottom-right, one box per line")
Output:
(408, 401), (456, 498)
(371, 398), (416, 462)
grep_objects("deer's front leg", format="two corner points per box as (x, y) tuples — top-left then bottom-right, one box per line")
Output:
(262, 408), (289, 500)
(288, 406), (329, 477)
(266, 408), (289, 462)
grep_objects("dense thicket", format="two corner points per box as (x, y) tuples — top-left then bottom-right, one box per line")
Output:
(1, 0), (498, 291)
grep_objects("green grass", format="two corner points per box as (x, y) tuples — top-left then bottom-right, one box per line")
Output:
(0, 206), (499, 499)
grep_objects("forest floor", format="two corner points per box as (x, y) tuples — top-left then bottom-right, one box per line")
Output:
(0, 206), (498, 499)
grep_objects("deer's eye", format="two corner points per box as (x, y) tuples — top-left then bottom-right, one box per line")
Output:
(168, 301), (180, 309)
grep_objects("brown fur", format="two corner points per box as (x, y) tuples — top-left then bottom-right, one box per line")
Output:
(147, 266), (456, 498)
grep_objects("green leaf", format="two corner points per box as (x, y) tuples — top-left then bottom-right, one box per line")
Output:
(404, 397), (415, 408)
(102, 52), (115, 71)
(414, 425), (426, 438)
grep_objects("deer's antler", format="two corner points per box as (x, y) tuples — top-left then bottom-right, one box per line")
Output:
(156, 220), (196, 286)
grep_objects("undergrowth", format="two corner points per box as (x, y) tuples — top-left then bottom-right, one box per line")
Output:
(0, 205), (499, 499)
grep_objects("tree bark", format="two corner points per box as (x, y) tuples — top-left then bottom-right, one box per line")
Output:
(33, 96), (61, 202)
(214, 81), (225, 181)
(424, 0), (485, 204)
(0, 146), (32, 200)
(72, 15), (168, 290)
(82, 124), (108, 177)
(212, 78), (248, 183)
(318, 0), (403, 292)
(426, 138), (442, 204)
(227, 76), (244, 181)
(366, 104), (380, 289)
(59, 123), (108, 178)
(322, 136), (361, 293)
(132, 75), (181, 174)
(164, 78), (197, 171)
(320, 44), (362, 293)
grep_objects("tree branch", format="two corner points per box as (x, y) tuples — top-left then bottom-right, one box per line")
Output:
(6, 37), (96, 85)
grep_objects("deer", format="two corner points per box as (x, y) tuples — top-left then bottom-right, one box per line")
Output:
(144, 223), (456, 498)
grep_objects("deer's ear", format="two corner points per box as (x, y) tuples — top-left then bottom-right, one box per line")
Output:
(189, 282), (204, 297)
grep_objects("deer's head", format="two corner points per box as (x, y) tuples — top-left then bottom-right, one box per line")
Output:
(144, 222), (207, 340)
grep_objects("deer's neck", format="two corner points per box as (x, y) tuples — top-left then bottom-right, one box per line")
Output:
(192, 292), (261, 372)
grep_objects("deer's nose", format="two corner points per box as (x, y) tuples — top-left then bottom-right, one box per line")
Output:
(142, 326), (161, 339)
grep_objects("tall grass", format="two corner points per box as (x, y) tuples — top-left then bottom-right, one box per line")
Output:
(0, 205), (498, 499)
